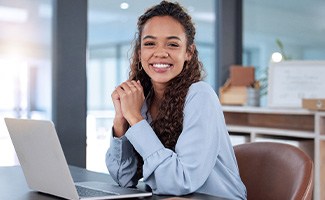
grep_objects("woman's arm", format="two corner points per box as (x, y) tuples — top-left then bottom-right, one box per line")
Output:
(106, 80), (145, 186)
(106, 135), (139, 187)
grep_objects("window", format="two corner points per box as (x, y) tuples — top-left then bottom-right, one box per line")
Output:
(243, 0), (325, 106)
(0, 0), (53, 166)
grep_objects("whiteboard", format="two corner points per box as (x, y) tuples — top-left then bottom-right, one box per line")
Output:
(267, 61), (325, 108)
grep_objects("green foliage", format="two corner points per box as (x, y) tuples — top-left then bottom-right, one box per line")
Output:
(256, 67), (268, 97)
(257, 38), (292, 97)
(275, 38), (292, 60)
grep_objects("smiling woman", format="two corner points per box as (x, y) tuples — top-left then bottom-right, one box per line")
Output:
(86, 0), (216, 174)
(105, 1), (247, 199)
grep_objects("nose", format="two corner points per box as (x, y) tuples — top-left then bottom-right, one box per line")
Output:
(153, 49), (169, 58)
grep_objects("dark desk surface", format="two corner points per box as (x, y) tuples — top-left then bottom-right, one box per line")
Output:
(0, 166), (227, 200)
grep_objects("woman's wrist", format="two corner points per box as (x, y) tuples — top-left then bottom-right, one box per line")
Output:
(127, 115), (144, 126)
(113, 117), (128, 138)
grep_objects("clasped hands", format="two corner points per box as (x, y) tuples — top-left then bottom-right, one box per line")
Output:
(111, 80), (145, 137)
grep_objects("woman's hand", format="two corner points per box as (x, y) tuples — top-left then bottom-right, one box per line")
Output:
(115, 80), (145, 126)
(111, 86), (128, 137)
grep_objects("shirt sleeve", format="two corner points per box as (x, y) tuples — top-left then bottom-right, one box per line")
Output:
(105, 132), (139, 187)
(125, 83), (224, 195)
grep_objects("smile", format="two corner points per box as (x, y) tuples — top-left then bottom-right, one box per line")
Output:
(151, 63), (172, 69)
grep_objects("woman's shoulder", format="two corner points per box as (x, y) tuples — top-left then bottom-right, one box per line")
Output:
(185, 81), (222, 111)
(189, 81), (216, 95)
(186, 81), (219, 102)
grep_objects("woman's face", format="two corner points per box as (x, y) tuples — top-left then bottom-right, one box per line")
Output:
(140, 16), (192, 88)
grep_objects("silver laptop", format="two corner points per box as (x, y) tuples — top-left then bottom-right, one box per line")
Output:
(5, 118), (152, 200)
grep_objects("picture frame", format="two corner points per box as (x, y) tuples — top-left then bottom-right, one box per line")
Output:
(267, 61), (325, 108)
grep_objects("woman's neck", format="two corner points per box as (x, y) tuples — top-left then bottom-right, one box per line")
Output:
(150, 83), (166, 120)
(152, 83), (165, 102)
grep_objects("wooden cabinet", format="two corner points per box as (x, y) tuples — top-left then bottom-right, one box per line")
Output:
(223, 106), (325, 200)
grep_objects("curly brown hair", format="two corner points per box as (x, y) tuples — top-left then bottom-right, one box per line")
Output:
(129, 1), (204, 177)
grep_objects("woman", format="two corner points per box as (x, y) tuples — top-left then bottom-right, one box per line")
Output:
(106, 1), (247, 199)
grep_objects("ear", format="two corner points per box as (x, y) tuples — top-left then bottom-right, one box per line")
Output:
(185, 44), (195, 61)
(138, 50), (141, 60)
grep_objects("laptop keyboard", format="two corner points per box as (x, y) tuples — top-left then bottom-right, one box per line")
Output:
(76, 185), (118, 198)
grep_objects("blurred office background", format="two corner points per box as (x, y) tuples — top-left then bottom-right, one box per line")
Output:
(0, 0), (324, 173)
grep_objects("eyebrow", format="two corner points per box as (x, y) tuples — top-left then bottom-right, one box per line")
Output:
(142, 35), (182, 41)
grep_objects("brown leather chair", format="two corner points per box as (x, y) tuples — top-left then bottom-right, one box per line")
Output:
(234, 142), (314, 200)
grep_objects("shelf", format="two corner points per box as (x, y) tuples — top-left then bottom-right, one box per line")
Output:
(223, 107), (315, 132)
(316, 112), (325, 117)
(222, 105), (315, 115)
(227, 125), (315, 139)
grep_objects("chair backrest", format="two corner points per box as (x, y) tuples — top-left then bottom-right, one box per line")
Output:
(234, 142), (314, 200)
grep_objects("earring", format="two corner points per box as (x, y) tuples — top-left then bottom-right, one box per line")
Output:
(137, 62), (143, 71)
(184, 61), (189, 69)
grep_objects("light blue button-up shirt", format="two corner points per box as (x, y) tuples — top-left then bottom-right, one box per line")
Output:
(106, 81), (247, 199)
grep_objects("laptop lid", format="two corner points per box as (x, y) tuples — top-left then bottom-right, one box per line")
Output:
(5, 118), (152, 200)
(5, 118), (80, 199)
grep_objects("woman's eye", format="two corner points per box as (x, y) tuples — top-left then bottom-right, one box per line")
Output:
(168, 43), (179, 47)
(144, 42), (155, 46)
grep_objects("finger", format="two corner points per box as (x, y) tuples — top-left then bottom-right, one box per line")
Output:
(111, 90), (120, 100)
(115, 86), (127, 97)
(116, 83), (131, 97)
(125, 81), (138, 92)
(120, 82), (133, 92)
(131, 80), (142, 90)
(125, 81), (135, 88)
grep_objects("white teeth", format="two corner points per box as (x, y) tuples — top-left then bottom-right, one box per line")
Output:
(152, 63), (170, 68)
